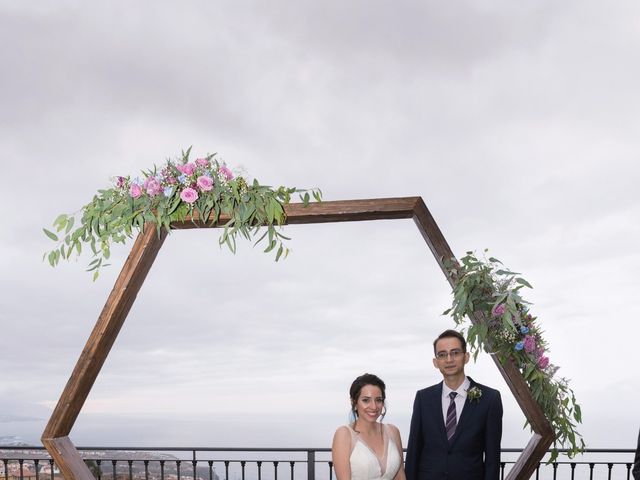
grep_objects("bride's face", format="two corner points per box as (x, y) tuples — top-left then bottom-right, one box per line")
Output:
(354, 384), (384, 422)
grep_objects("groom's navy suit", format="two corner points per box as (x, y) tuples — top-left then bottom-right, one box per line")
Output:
(405, 377), (503, 480)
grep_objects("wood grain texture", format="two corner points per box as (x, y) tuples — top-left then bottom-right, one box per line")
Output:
(42, 436), (94, 480)
(412, 200), (554, 480)
(169, 197), (419, 230)
(42, 225), (167, 479)
(43, 197), (555, 480)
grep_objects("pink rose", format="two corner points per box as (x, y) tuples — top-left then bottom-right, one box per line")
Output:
(180, 187), (198, 204)
(218, 165), (233, 181)
(129, 183), (142, 199)
(523, 335), (536, 353)
(537, 355), (549, 369)
(176, 163), (196, 176)
(197, 175), (213, 191)
(195, 157), (210, 168)
(491, 304), (505, 317)
(144, 177), (163, 197)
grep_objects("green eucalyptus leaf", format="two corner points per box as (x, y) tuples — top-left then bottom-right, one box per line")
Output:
(515, 277), (533, 288)
(43, 228), (59, 241)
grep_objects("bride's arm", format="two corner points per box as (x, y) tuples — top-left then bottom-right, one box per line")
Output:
(389, 425), (407, 480)
(332, 426), (352, 480)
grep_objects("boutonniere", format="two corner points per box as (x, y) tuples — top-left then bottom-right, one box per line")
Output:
(467, 386), (482, 403)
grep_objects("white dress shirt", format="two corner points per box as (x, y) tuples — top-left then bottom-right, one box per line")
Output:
(441, 376), (470, 424)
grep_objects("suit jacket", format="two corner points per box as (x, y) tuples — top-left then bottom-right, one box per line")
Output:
(405, 377), (503, 480)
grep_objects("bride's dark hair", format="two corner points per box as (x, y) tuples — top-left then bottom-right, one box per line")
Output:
(349, 373), (387, 424)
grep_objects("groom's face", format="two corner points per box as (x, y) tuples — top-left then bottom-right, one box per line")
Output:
(432, 337), (470, 378)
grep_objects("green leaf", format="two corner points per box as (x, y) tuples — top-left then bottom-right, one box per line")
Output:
(263, 238), (277, 253)
(515, 277), (533, 288)
(53, 214), (68, 232)
(43, 228), (59, 241)
(65, 216), (75, 234)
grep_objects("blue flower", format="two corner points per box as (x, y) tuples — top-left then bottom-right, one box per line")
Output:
(163, 186), (173, 197)
(515, 341), (524, 351)
(520, 326), (529, 334)
(178, 174), (187, 184)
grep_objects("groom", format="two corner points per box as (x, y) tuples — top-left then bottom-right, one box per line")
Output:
(405, 329), (503, 480)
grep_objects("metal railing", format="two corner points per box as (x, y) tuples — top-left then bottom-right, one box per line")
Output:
(0, 446), (636, 480)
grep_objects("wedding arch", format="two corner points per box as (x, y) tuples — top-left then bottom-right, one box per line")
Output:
(42, 196), (554, 480)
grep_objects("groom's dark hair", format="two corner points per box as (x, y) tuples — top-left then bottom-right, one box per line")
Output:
(433, 329), (467, 353)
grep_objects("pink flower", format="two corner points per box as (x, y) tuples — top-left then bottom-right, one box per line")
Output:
(491, 304), (505, 317)
(197, 175), (213, 191)
(523, 335), (536, 353)
(144, 177), (162, 197)
(195, 157), (210, 168)
(537, 355), (549, 369)
(218, 165), (233, 181)
(180, 187), (198, 204)
(129, 183), (143, 199)
(176, 163), (196, 176)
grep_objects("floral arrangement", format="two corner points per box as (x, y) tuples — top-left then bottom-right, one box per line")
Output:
(444, 251), (584, 461)
(467, 386), (482, 403)
(43, 147), (322, 279)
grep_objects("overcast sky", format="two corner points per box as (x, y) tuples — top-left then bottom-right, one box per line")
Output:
(1, 0), (639, 456)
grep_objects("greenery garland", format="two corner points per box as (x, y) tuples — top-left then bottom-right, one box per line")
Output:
(43, 148), (321, 280)
(444, 251), (584, 462)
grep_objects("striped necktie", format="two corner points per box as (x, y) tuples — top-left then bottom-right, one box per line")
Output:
(445, 391), (457, 443)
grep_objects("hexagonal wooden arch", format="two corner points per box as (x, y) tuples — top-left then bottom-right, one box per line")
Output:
(42, 197), (554, 479)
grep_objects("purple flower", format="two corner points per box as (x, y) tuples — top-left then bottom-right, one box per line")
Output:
(515, 341), (524, 351)
(492, 304), (506, 317)
(537, 355), (549, 369)
(144, 177), (162, 197)
(218, 165), (234, 181)
(129, 183), (142, 199)
(180, 187), (198, 204)
(197, 175), (213, 191)
(520, 326), (529, 334)
(176, 163), (196, 176)
(116, 176), (126, 189)
(523, 335), (536, 353)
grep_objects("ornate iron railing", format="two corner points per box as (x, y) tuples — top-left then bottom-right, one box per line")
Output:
(0, 446), (635, 480)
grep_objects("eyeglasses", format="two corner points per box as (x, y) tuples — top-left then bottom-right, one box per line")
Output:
(435, 349), (464, 360)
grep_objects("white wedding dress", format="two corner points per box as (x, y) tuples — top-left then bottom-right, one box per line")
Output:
(344, 424), (401, 480)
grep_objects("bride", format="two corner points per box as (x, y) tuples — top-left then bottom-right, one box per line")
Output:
(332, 374), (406, 480)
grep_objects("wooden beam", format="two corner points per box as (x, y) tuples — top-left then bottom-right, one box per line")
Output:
(42, 225), (167, 478)
(41, 436), (94, 480)
(169, 197), (419, 230)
